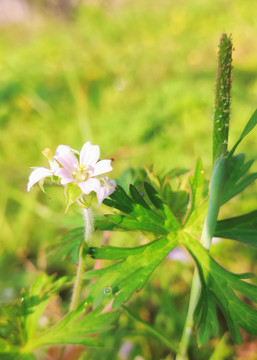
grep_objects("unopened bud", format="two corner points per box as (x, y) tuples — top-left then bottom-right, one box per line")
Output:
(42, 148), (52, 159)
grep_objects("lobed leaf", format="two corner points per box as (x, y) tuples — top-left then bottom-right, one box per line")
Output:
(215, 210), (257, 247)
(27, 303), (118, 350)
(229, 109), (257, 156)
(101, 183), (181, 234)
(221, 154), (257, 205)
(181, 233), (257, 345)
(85, 235), (178, 309)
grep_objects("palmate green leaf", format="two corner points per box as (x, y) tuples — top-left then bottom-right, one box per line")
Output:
(229, 109), (257, 156)
(86, 235), (178, 309)
(102, 184), (181, 234)
(221, 153), (257, 205)
(181, 233), (257, 345)
(26, 302), (118, 350)
(215, 210), (257, 247)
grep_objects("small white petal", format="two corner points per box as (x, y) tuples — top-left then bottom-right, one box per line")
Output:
(54, 145), (78, 173)
(49, 159), (59, 172)
(80, 142), (100, 167)
(78, 178), (101, 195)
(27, 167), (53, 192)
(92, 160), (112, 177)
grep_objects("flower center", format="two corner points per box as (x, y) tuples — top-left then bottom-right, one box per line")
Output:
(73, 163), (89, 182)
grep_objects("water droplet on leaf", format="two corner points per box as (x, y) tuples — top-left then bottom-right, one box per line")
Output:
(104, 286), (112, 296)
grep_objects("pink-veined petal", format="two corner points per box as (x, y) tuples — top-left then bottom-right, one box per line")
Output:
(80, 142), (100, 167)
(54, 145), (78, 173)
(78, 178), (101, 195)
(92, 160), (112, 177)
(27, 167), (53, 192)
(55, 168), (74, 185)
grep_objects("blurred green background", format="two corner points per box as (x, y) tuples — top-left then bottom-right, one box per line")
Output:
(1, 0), (257, 359)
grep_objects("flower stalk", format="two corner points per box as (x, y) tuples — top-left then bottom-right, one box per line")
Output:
(69, 207), (94, 312)
(213, 33), (233, 164)
(176, 33), (233, 360)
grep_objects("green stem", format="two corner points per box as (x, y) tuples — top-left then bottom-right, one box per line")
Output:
(176, 270), (201, 360)
(69, 207), (93, 312)
(176, 33), (232, 359)
(176, 157), (227, 360)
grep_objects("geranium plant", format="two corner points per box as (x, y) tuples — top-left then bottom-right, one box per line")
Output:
(1, 33), (257, 360)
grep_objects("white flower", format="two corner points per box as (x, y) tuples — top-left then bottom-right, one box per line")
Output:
(28, 142), (116, 206)
(27, 148), (59, 192)
(54, 142), (116, 205)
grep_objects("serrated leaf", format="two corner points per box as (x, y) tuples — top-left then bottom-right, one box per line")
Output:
(162, 182), (189, 223)
(215, 210), (257, 247)
(94, 217), (119, 231)
(181, 233), (257, 345)
(129, 184), (150, 209)
(221, 154), (257, 205)
(85, 235), (178, 309)
(194, 280), (219, 345)
(144, 182), (181, 230)
(102, 183), (181, 235)
(27, 303), (118, 350)
(103, 185), (133, 213)
(229, 109), (257, 156)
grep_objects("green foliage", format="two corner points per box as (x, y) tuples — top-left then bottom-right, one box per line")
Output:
(2, 2), (257, 358)
(215, 210), (257, 247)
(0, 273), (67, 356)
(102, 183), (181, 234)
(229, 109), (257, 156)
(26, 303), (119, 350)
(86, 152), (257, 346)
(181, 233), (257, 345)
(220, 153), (257, 205)
(122, 305), (180, 353)
(48, 226), (84, 263)
(0, 273), (118, 357)
(86, 236), (178, 309)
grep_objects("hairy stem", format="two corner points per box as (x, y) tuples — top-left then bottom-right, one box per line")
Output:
(69, 207), (94, 312)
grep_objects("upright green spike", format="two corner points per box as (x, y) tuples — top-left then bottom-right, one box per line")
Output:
(213, 33), (233, 164)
